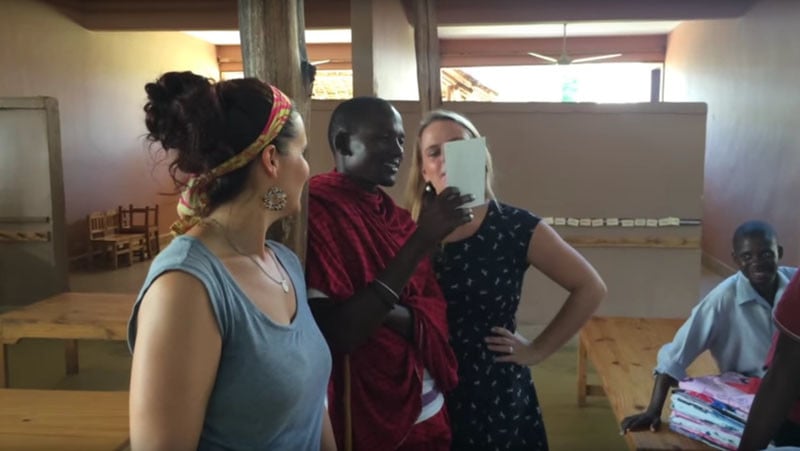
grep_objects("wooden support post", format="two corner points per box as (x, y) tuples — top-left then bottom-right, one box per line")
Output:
(414, 0), (442, 114)
(350, 0), (375, 97)
(238, 0), (313, 260)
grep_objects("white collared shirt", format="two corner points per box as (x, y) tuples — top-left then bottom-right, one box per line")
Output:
(655, 266), (798, 380)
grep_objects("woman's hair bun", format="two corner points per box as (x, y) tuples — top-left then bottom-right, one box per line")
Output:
(144, 71), (222, 174)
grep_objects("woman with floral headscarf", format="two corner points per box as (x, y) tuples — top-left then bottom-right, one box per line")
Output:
(128, 71), (334, 451)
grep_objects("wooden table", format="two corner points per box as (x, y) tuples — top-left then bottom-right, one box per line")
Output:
(0, 389), (129, 450)
(577, 316), (719, 451)
(0, 292), (136, 387)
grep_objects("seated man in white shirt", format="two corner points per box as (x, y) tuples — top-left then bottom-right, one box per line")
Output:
(620, 220), (797, 434)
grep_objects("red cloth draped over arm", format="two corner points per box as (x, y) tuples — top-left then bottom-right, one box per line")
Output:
(763, 271), (800, 423)
(306, 171), (458, 451)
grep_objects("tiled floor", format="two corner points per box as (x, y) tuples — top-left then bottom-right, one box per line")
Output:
(4, 262), (724, 450)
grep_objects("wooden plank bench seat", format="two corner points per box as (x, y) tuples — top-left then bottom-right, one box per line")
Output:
(577, 316), (719, 450)
(0, 292), (136, 387)
(0, 389), (129, 451)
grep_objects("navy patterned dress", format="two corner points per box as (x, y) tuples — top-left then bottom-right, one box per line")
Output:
(433, 201), (548, 451)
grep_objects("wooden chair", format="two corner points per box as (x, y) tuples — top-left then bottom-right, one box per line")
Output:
(87, 212), (105, 241)
(109, 208), (146, 262)
(86, 211), (134, 269)
(118, 204), (159, 259)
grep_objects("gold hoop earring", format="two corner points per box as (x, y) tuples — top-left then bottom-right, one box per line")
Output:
(262, 186), (287, 211)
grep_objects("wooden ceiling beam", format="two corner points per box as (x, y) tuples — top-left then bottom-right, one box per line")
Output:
(219, 35), (665, 62)
(45, 0), (757, 31)
(42, 0), (349, 30)
(441, 53), (664, 68)
(218, 43), (352, 66)
(440, 35), (666, 67)
(440, 35), (666, 58)
(403, 0), (757, 24)
(217, 34), (666, 72)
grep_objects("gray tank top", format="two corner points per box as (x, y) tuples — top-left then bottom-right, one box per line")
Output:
(128, 236), (332, 450)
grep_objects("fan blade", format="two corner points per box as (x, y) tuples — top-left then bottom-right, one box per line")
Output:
(571, 53), (622, 64)
(527, 52), (558, 63)
(310, 59), (331, 66)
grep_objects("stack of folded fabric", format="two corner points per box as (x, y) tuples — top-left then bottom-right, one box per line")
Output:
(668, 372), (761, 450)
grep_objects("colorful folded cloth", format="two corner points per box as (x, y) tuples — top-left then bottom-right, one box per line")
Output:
(670, 421), (736, 451)
(679, 372), (759, 415)
(671, 391), (745, 431)
(673, 412), (741, 445)
(667, 373), (760, 451)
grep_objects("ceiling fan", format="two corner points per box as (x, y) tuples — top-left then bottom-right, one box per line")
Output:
(528, 23), (622, 65)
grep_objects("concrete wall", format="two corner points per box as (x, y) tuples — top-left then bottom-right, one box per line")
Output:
(665, 0), (800, 267)
(0, 0), (219, 259)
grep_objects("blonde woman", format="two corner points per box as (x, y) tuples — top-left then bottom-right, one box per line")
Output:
(406, 110), (607, 451)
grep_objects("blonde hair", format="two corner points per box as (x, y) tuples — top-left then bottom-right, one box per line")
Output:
(405, 109), (497, 220)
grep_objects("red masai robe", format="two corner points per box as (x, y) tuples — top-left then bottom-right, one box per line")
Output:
(306, 171), (458, 450)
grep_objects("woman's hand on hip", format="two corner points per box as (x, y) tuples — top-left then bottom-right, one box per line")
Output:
(485, 327), (544, 366)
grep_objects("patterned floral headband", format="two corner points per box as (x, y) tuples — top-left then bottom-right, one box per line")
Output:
(170, 84), (293, 235)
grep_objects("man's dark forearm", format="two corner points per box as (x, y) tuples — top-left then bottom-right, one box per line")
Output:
(738, 333), (800, 450)
(737, 367), (794, 450)
(309, 230), (435, 354)
(647, 372), (678, 414)
(374, 229), (437, 294)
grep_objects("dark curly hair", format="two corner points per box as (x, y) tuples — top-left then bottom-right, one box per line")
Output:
(143, 71), (297, 213)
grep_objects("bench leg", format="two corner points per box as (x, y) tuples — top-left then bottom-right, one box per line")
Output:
(112, 247), (119, 269)
(577, 337), (588, 407)
(65, 339), (79, 375)
(0, 343), (8, 388)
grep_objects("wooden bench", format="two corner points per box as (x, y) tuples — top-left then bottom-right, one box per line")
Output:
(0, 389), (129, 450)
(577, 316), (718, 451)
(0, 292), (136, 388)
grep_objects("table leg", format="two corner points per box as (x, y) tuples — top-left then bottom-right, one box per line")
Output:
(577, 336), (588, 407)
(1, 343), (9, 388)
(114, 439), (132, 451)
(112, 245), (119, 270)
(65, 339), (79, 375)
